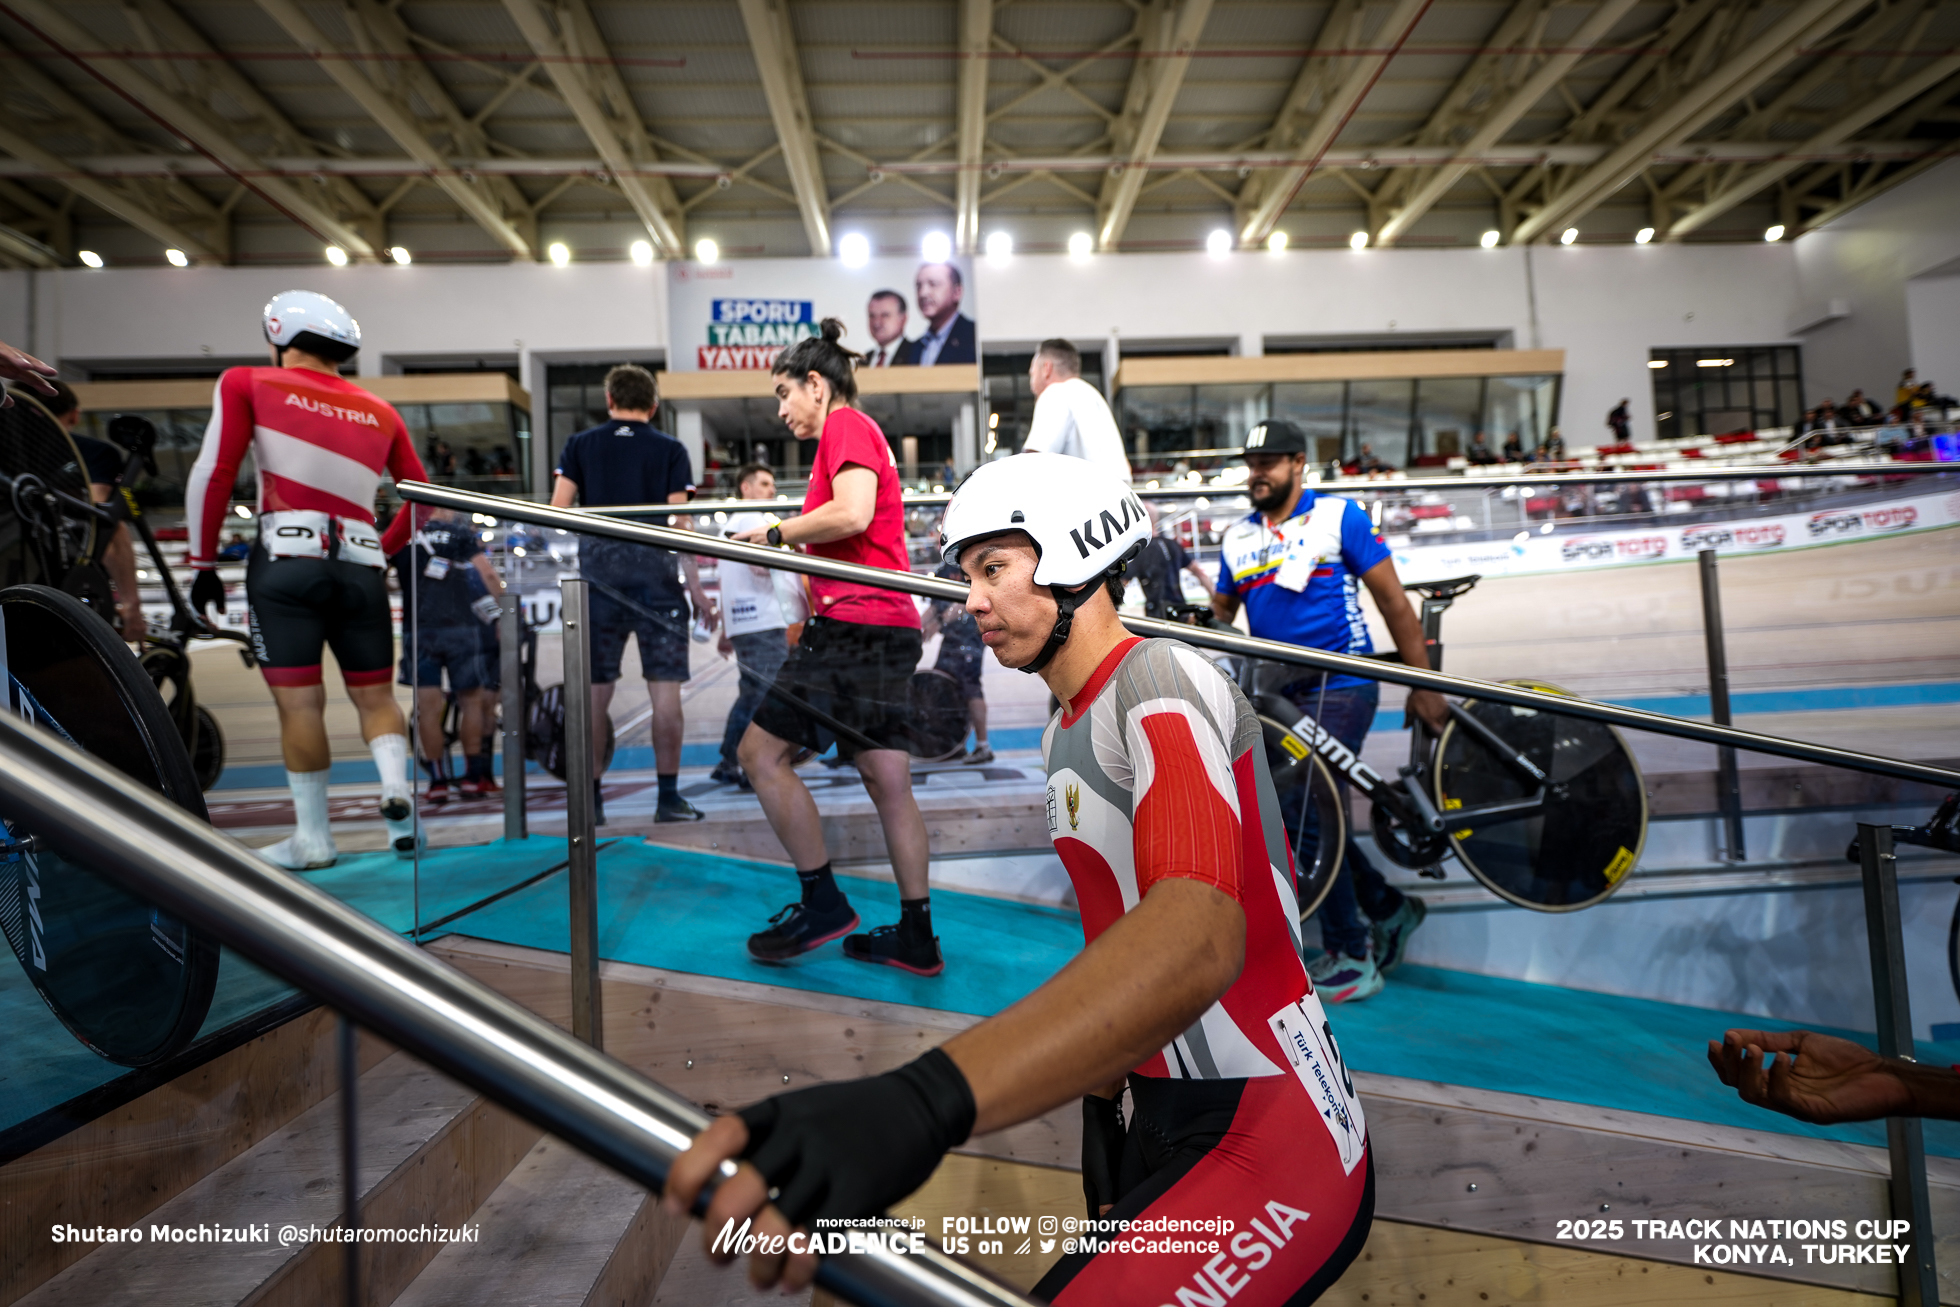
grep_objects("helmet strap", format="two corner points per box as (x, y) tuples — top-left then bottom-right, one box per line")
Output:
(1020, 541), (1145, 677)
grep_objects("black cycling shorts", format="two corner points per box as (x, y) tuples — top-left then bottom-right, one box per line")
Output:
(747, 616), (923, 761)
(247, 547), (395, 689)
(401, 621), (500, 692)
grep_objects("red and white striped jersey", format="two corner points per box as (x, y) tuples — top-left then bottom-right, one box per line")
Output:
(184, 366), (426, 568)
(1042, 636), (1311, 1081)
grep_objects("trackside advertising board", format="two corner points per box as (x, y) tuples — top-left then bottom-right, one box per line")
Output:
(1388, 486), (1960, 583)
(667, 255), (978, 372)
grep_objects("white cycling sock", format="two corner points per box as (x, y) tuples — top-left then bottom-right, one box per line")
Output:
(263, 769), (337, 868)
(370, 732), (413, 825)
(290, 768), (332, 845)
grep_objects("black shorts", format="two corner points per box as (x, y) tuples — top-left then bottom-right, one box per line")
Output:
(586, 580), (691, 684)
(934, 639), (986, 699)
(247, 547), (395, 689)
(400, 621), (499, 691)
(748, 616), (923, 760)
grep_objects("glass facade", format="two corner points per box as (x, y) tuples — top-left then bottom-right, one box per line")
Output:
(982, 350), (1105, 459)
(1119, 374), (1561, 476)
(1648, 345), (1802, 440)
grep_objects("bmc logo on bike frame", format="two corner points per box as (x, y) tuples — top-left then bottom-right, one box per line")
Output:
(1288, 715), (1381, 789)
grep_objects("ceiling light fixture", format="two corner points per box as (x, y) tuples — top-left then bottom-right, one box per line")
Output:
(839, 232), (871, 267)
(548, 242), (571, 266)
(77, 250), (104, 268)
(690, 238), (716, 265)
(1634, 227), (1655, 244)
(921, 231), (952, 263)
(1349, 231), (1368, 250)
(1206, 229), (1232, 256)
(164, 248), (189, 267)
(1560, 228), (1578, 245)
(1067, 231), (1093, 258)
(985, 230), (1012, 259)
(1480, 230), (1500, 248)
(1267, 231), (1288, 252)
(389, 246), (411, 265)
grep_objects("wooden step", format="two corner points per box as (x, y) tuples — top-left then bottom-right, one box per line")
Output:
(394, 1137), (683, 1307)
(16, 1051), (537, 1307)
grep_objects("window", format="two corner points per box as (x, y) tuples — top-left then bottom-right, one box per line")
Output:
(1648, 345), (1802, 440)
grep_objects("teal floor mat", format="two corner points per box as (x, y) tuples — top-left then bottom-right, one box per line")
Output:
(447, 840), (1085, 1018)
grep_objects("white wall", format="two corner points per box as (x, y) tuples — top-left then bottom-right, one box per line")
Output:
(1792, 157), (1960, 405)
(19, 260), (667, 378)
(978, 242), (1802, 447)
(1906, 268), (1960, 399)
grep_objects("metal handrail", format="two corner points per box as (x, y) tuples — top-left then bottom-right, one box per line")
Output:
(567, 461), (1957, 517)
(0, 714), (1032, 1307)
(399, 480), (1960, 791)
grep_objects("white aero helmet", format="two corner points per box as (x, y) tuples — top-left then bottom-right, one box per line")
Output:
(939, 452), (1149, 672)
(264, 289), (361, 363)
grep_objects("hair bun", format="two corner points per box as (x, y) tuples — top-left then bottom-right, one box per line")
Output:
(819, 316), (846, 344)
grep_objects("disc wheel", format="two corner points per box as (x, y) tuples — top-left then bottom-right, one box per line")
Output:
(1434, 679), (1648, 912)
(0, 584), (217, 1066)
(1258, 714), (1347, 920)
(190, 704), (225, 792)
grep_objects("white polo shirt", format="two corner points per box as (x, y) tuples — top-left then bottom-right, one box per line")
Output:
(1022, 376), (1133, 483)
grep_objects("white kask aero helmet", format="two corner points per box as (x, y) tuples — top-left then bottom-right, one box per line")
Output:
(264, 289), (361, 364)
(939, 452), (1150, 673)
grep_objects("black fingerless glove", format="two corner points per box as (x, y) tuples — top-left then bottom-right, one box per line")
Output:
(737, 1047), (976, 1227)
(190, 569), (226, 617)
(1081, 1093), (1128, 1218)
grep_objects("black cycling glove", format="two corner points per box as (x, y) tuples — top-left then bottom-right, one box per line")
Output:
(1081, 1093), (1128, 1218)
(737, 1047), (976, 1228)
(190, 569), (226, 618)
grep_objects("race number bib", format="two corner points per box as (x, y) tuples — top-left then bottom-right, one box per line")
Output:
(1269, 991), (1367, 1174)
(422, 556), (451, 581)
(262, 510), (330, 560)
(337, 518), (385, 570)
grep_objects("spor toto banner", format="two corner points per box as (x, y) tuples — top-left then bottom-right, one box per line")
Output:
(668, 254), (979, 372)
(1388, 486), (1960, 583)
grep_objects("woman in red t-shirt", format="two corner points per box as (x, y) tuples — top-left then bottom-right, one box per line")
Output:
(732, 318), (940, 976)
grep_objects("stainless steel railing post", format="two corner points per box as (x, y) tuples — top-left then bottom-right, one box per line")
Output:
(560, 577), (601, 1049)
(500, 592), (526, 841)
(1697, 549), (1746, 861)
(1857, 823), (1938, 1306)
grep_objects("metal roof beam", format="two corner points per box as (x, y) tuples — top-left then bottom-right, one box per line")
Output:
(1668, 57), (1960, 238)
(1097, 0), (1217, 251)
(0, 123), (221, 262)
(0, 0), (378, 260)
(954, 0), (992, 255)
(0, 219), (59, 269)
(252, 0), (533, 259)
(1236, 0), (1433, 248)
(1378, 0), (1642, 247)
(1511, 0), (1878, 243)
(499, 0), (685, 258)
(736, 0), (831, 256)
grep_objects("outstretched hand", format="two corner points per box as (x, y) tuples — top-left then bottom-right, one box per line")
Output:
(0, 340), (59, 407)
(1706, 1028), (1911, 1125)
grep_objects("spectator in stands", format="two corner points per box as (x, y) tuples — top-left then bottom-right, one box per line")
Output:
(1465, 431), (1497, 465)
(1843, 389), (1879, 425)
(1527, 442), (1550, 464)
(1896, 369), (1920, 412)
(1501, 431), (1525, 461)
(219, 532), (252, 561)
(1356, 442), (1390, 474)
(1606, 399), (1631, 445)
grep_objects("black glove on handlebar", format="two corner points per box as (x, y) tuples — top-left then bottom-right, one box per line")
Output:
(736, 1047), (976, 1227)
(190, 569), (226, 618)
(1081, 1092), (1128, 1217)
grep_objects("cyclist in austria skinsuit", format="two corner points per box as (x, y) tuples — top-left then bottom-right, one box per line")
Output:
(185, 291), (425, 868)
(665, 452), (1373, 1304)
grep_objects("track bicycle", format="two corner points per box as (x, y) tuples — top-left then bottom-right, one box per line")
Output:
(1167, 574), (1650, 918)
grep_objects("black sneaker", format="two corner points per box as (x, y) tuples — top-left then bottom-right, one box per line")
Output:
(709, 763), (742, 786)
(843, 923), (945, 976)
(656, 795), (706, 823)
(747, 900), (861, 963)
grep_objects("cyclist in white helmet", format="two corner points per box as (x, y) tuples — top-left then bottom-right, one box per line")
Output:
(665, 452), (1372, 1304)
(184, 291), (427, 868)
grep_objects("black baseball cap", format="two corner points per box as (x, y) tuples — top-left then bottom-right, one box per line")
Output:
(1239, 419), (1308, 456)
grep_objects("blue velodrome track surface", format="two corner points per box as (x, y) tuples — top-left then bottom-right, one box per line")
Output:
(8, 836), (1960, 1160)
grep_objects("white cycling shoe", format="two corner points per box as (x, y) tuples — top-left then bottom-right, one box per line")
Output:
(262, 833), (338, 870)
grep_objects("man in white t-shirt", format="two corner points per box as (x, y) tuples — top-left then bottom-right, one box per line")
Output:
(1019, 338), (1133, 483)
(712, 463), (805, 788)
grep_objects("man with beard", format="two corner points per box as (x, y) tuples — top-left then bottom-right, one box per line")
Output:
(1212, 420), (1445, 1002)
(895, 262), (975, 365)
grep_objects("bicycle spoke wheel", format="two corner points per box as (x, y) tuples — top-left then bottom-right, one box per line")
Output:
(0, 392), (98, 573)
(1260, 715), (1345, 920)
(1435, 679), (1647, 913)
(0, 584), (217, 1065)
